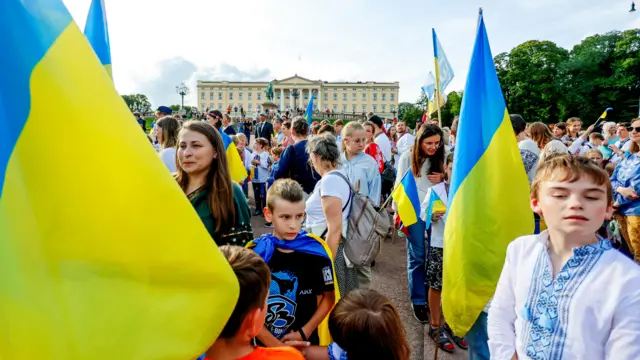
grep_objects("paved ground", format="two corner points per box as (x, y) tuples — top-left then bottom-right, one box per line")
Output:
(248, 190), (467, 360)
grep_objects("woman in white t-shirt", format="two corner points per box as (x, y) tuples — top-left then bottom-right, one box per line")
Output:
(306, 132), (359, 296)
(156, 116), (180, 173)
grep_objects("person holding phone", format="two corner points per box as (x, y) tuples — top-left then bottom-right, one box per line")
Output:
(395, 124), (446, 324)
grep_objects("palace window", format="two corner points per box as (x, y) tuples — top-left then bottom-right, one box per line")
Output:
(248, 104), (252, 112)
(218, 92), (222, 100)
(373, 105), (377, 112)
(342, 94), (347, 101)
(362, 105), (366, 112)
(258, 93), (262, 100)
(382, 94), (386, 101)
(333, 93), (337, 101)
(248, 92), (252, 100)
(229, 92), (234, 100)
(324, 93), (328, 101)
(201, 92), (205, 100)
(352, 93), (356, 101)
(390, 94), (395, 101)
(362, 93), (366, 101)
(239, 93), (243, 100)
(209, 92), (214, 100)
(382, 104), (386, 112)
(373, 94), (378, 101)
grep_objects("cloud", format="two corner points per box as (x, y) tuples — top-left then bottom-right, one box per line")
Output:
(132, 57), (271, 107)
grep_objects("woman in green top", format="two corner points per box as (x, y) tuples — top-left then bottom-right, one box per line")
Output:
(176, 121), (253, 246)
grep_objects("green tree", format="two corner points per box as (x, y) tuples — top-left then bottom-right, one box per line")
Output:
(440, 91), (463, 127)
(495, 40), (569, 123)
(121, 94), (151, 113)
(397, 102), (415, 120)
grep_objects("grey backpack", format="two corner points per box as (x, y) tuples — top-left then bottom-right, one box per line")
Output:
(327, 171), (392, 266)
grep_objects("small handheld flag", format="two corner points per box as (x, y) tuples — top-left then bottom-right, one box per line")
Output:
(391, 170), (421, 227)
(422, 188), (447, 228)
(304, 91), (316, 125)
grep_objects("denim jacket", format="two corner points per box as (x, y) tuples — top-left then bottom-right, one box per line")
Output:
(611, 152), (640, 216)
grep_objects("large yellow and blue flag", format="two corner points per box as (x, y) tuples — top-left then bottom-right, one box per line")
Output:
(84, 0), (112, 79)
(0, 1), (238, 359)
(432, 29), (455, 94)
(391, 170), (421, 227)
(304, 91), (316, 125)
(220, 128), (248, 183)
(443, 10), (533, 336)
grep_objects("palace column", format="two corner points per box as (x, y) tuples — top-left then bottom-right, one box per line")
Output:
(299, 88), (304, 108)
(280, 88), (284, 111)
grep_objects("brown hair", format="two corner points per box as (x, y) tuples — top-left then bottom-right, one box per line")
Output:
(307, 132), (341, 170)
(604, 161), (616, 177)
(589, 133), (604, 142)
(566, 117), (582, 137)
(254, 137), (269, 152)
(266, 179), (304, 211)
(271, 146), (284, 158)
(528, 122), (554, 149)
(341, 122), (365, 152)
(318, 124), (336, 136)
(291, 116), (309, 136)
(630, 118), (640, 154)
(531, 154), (612, 203)
(282, 120), (292, 130)
(328, 289), (410, 360)
(157, 116), (180, 149)
(218, 245), (271, 339)
(176, 121), (235, 233)
(333, 119), (344, 127)
(411, 124), (445, 177)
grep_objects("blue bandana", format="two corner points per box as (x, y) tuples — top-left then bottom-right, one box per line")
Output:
(250, 230), (330, 264)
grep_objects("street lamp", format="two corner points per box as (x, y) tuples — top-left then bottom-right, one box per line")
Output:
(175, 82), (189, 109)
(391, 105), (397, 119)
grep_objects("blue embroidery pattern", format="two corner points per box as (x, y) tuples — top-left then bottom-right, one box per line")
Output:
(521, 238), (612, 360)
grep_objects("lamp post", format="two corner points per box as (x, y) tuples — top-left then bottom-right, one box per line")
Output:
(175, 82), (189, 109)
(391, 105), (397, 119)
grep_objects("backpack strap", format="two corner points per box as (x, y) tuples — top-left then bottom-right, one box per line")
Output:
(318, 171), (353, 239)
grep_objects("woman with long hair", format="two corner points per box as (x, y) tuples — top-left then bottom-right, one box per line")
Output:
(395, 124), (445, 324)
(156, 116), (180, 173)
(176, 121), (253, 246)
(611, 118), (640, 264)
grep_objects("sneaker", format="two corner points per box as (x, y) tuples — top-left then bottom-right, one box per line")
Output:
(264, 222), (273, 228)
(412, 304), (429, 324)
(444, 323), (468, 350)
(428, 325), (455, 353)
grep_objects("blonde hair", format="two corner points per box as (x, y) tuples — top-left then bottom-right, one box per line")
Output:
(236, 133), (248, 144)
(583, 149), (603, 159)
(341, 122), (365, 152)
(532, 154), (612, 203)
(266, 179), (304, 212)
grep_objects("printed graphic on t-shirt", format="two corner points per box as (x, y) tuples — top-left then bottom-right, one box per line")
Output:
(266, 270), (299, 338)
(322, 266), (333, 285)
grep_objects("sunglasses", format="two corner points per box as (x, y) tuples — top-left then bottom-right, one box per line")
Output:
(628, 126), (640, 133)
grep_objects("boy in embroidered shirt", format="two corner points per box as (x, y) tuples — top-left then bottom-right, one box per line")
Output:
(203, 245), (303, 360)
(488, 154), (640, 360)
(249, 179), (336, 347)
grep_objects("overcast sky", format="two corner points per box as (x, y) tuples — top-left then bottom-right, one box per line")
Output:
(62, 0), (639, 107)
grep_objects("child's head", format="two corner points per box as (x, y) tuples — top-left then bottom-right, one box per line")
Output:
(604, 161), (616, 177)
(444, 152), (454, 181)
(566, 117), (582, 136)
(253, 138), (268, 152)
(264, 179), (305, 240)
(583, 149), (603, 166)
(217, 245), (271, 342)
(341, 122), (366, 155)
(588, 132), (604, 146)
(236, 133), (248, 149)
(328, 289), (410, 360)
(531, 154), (613, 237)
(270, 146), (283, 161)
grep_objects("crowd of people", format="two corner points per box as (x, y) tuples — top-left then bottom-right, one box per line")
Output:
(139, 104), (640, 360)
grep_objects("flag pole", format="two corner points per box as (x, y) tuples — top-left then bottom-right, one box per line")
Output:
(433, 34), (443, 128)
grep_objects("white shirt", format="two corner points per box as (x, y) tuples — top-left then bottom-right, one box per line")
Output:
(159, 147), (177, 173)
(419, 182), (448, 248)
(252, 151), (270, 183)
(374, 132), (392, 163)
(305, 169), (351, 235)
(518, 138), (540, 184)
(488, 231), (640, 360)
(394, 132), (415, 168)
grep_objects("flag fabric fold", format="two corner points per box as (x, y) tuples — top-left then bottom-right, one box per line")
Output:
(220, 129), (248, 183)
(84, 0), (112, 78)
(304, 91), (316, 125)
(0, 1), (238, 359)
(432, 29), (455, 94)
(442, 12), (533, 335)
(391, 170), (421, 227)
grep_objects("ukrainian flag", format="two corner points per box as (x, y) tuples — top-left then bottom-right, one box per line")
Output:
(0, 2), (238, 359)
(599, 107), (613, 119)
(432, 29), (455, 93)
(304, 91), (316, 125)
(442, 11), (533, 335)
(220, 128), (248, 183)
(391, 170), (421, 227)
(421, 188), (447, 228)
(84, 0), (112, 79)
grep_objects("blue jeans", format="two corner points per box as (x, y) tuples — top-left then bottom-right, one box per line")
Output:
(241, 181), (249, 198)
(406, 219), (427, 305)
(252, 182), (266, 211)
(466, 311), (490, 360)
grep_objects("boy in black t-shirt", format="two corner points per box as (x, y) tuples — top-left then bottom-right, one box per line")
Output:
(248, 179), (336, 346)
